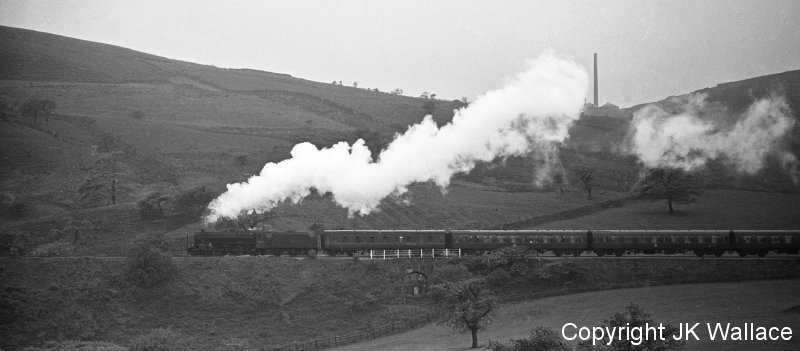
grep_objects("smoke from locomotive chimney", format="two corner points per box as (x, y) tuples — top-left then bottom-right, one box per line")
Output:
(204, 50), (589, 223)
(624, 93), (798, 182)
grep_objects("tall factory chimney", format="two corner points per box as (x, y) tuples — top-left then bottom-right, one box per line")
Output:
(593, 53), (598, 106)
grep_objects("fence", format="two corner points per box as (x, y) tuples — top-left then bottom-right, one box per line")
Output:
(365, 248), (461, 260)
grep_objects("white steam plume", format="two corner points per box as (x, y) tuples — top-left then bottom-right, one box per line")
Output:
(625, 93), (798, 179)
(205, 50), (588, 222)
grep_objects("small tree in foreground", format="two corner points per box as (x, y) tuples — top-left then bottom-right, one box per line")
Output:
(431, 277), (497, 348)
(489, 326), (571, 351)
(639, 168), (702, 213)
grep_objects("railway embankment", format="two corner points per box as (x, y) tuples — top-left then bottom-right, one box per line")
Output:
(1, 256), (798, 350)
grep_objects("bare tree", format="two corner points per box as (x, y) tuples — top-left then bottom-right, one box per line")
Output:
(639, 168), (703, 213)
(575, 166), (595, 200)
(552, 172), (566, 194)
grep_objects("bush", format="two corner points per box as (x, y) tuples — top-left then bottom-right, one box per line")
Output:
(28, 241), (76, 257)
(223, 273), (285, 305)
(1, 285), (101, 349)
(489, 326), (571, 351)
(131, 110), (144, 120)
(137, 192), (171, 219)
(487, 268), (512, 286)
(129, 328), (193, 351)
(22, 340), (129, 351)
(576, 303), (684, 351)
(174, 186), (217, 218)
(430, 263), (473, 284)
(233, 154), (248, 166)
(124, 240), (175, 287)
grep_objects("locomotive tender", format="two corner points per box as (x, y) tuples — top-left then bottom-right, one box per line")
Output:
(187, 229), (800, 257)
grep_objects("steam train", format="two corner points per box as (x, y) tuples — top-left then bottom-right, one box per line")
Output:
(187, 229), (800, 258)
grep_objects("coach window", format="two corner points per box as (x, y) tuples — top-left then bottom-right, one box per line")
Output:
(369, 236), (375, 243)
(355, 236), (361, 243)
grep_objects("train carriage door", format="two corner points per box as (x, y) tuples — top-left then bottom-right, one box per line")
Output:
(587, 230), (594, 251)
(445, 231), (453, 249)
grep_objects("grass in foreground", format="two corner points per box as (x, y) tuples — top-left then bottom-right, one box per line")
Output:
(330, 279), (800, 351)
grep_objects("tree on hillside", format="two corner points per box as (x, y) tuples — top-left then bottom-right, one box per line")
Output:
(577, 303), (684, 351)
(78, 151), (126, 207)
(553, 172), (566, 194)
(390, 88), (403, 95)
(131, 110), (145, 120)
(422, 99), (436, 116)
(234, 210), (280, 231)
(138, 192), (172, 218)
(431, 277), (497, 348)
(574, 166), (595, 200)
(639, 168), (703, 213)
(174, 185), (218, 218)
(20, 99), (55, 124)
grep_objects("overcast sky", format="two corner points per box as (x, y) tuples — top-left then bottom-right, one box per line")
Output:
(1, 0), (798, 106)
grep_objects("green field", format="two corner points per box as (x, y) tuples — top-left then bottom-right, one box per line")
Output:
(331, 279), (800, 351)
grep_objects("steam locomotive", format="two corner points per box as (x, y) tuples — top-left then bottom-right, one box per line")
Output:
(187, 229), (800, 257)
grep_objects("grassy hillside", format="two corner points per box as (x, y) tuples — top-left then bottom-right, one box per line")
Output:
(1, 25), (799, 260)
(527, 190), (800, 230)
